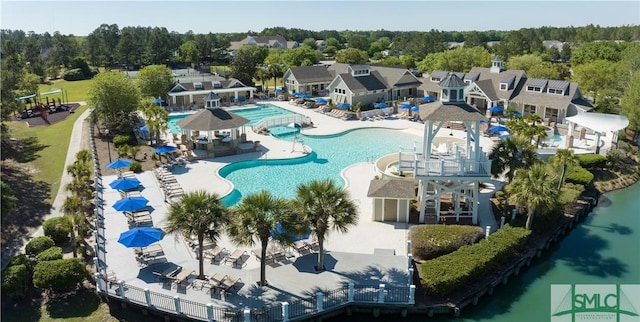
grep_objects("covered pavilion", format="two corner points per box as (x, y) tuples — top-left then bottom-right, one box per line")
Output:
(565, 112), (629, 154)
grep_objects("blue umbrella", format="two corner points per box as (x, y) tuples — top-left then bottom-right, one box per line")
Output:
(375, 102), (389, 109)
(337, 103), (351, 109)
(292, 92), (302, 98)
(499, 134), (511, 140)
(399, 104), (412, 110)
(511, 110), (522, 116)
(411, 105), (420, 112)
(154, 145), (177, 154)
(315, 98), (328, 105)
(112, 196), (149, 212)
(107, 159), (133, 170)
(275, 88), (285, 93)
(479, 120), (490, 124)
(109, 177), (141, 191)
(421, 96), (435, 103)
(118, 227), (164, 248)
(152, 98), (165, 104)
(300, 94), (312, 99)
(489, 125), (510, 132)
(488, 106), (504, 113)
(140, 125), (149, 132)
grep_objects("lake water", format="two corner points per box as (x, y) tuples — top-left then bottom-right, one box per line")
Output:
(329, 182), (640, 322)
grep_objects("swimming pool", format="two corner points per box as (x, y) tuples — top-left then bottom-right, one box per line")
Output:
(167, 104), (296, 134)
(220, 128), (423, 205)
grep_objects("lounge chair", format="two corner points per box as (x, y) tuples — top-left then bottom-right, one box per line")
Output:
(221, 275), (242, 292)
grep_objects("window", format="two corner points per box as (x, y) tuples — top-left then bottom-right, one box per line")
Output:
(431, 77), (441, 82)
(409, 88), (413, 95)
(464, 80), (471, 85)
(547, 88), (564, 95)
(500, 83), (508, 91)
(450, 89), (457, 100)
(526, 86), (542, 92)
(545, 108), (559, 123)
(523, 104), (536, 116)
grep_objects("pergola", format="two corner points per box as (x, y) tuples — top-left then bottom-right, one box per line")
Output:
(565, 112), (629, 153)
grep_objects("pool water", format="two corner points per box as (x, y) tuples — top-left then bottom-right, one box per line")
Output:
(166, 104), (297, 134)
(220, 128), (423, 205)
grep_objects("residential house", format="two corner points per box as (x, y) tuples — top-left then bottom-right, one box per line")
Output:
(419, 56), (592, 124)
(315, 39), (326, 52)
(282, 65), (335, 96)
(167, 77), (257, 108)
(227, 35), (298, 57)
(326, 64), (423, 107)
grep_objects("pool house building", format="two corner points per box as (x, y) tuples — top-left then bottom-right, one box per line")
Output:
(400, 72), (491, 224)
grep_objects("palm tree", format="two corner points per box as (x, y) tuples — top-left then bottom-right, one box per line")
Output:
(142, 102), (168, 146)
(489, 135), (538, 182)
(62, 195), (87, 258)
(227, 190), (292, 286)
(293, 179), (358, 271)
(165, 190), (230, 279)
(266, 63), (284, 92)
(507, 163), (559, 229)
(550, 149), (579, 190)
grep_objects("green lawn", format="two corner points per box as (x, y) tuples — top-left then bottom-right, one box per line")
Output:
(38, 79), (94, 103)
(7, 105), (89, 203)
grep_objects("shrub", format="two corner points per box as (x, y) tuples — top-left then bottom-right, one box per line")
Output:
(577, 154), (607, 169)
(32, 258), (87, 293)
(419, 225), (530, 296)
(606, 149), (626, 168)
(117, 144), (130, 158)
(25, 236), (55, 256)
(410, 225), (483, 260)
(62, 68), (85, 81)
(129, 161), (142, 173)
(43, 216), (72, 244)
(1, 264), (29, 299)
(559, 183), (585, 206)
(37, 246), (63, 261)
(129, 146), (140, 160)
(7, 254), (30, 268)
(565, 166), (594, 186)
(112, 134), (131, 147)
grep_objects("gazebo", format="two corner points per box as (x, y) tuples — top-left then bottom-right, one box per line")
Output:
(565, 112), (629, 154)
(367, 179), (416, 223)
(176, 106), (250, 157)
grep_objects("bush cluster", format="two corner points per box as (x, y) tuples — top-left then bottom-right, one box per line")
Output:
(419, 225), (531, 296)
(25, 236), (55, 256)
(32, 258), (87, 292)
(577, 154), (607, 169)
(129, 161), (142, 173)
(410, 225), (483, 260)
(43, 216), (71, 244)
(112, 134), (132, 147)
(37, 246), (64, 261)
(565, 166), (594, 186)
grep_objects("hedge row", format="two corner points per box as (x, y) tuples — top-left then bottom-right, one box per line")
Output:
(565, 166), (594, 186)
(577, 154), (607, 169)
(410, 225), (484, 260)
(419, 225), (531, 296)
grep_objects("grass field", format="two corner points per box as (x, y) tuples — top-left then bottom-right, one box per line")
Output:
(6, 104), (88, 203)
(38, 79), (94, 103)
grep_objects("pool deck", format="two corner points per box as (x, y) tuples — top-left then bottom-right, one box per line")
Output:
(98, 100), (503, 311)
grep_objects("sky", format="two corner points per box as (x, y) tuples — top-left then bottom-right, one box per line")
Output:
(1, 1), (639, 36)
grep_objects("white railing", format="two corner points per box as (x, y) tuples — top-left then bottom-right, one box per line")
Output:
(412, 158), (491, 177)
(252, 114), (311, 131)
(95, 274), (415, 322)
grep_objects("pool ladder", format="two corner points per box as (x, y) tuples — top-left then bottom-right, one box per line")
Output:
(291, 135), (310, 154)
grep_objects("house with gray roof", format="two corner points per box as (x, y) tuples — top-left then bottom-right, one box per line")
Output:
(282, 65), (335, 96)
(326, 64), (422, 107)
(227, 35), (298, 57)
(419, 56), (592, 124)
(167, 78), (257, 108)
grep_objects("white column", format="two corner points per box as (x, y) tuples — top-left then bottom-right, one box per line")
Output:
(378, 284), (386, 303)
(234, 91), (239, 105)
(282, 302), (289, 321)
(567, 121), (575, 148)
(316, 292), (324, 312)
(472, 181), (479, 225)
(419, 181), (426, 223)
(174, 295), (181, 314)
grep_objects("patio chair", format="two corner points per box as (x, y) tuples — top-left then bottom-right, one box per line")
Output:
(251, 248), (275, 264)
(221, 275), (242, 292)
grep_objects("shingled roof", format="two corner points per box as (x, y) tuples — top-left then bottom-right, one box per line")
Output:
(367, 179), (416, 199)
(288, 66), (334, 83)
(418, 102), (487, 122)
(176, 108), (250, 131)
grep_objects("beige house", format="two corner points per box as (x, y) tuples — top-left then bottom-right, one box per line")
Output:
(227, 35), (298, 57)
(282, 66), (335, 96)
(419, 56), (593, 124)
